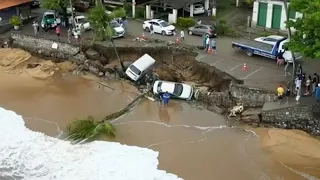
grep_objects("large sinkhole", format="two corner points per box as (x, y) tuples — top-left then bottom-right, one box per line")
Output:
(84, 44), (243, 92)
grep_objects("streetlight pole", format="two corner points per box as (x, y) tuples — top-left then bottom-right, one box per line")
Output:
(283, 0), (296, 90)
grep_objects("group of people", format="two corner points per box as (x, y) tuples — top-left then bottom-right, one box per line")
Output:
(277, 63), (320, 104)
(202, 34), (217, 54)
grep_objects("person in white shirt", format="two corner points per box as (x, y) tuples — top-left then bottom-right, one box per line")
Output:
(205, 37), (210, 51)
(295, 76), (302, 94)
(180, 30), (184, 41)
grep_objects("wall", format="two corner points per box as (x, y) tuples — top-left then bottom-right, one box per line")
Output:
(229, 83), (277, 107)
(251, 0), (303, 31)
(262, 104), (320, 135)
(11, 33), (80, 61)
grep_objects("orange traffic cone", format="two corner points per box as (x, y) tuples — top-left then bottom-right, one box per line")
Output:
(242, 63), (248, 71)
(207, 46), (213, 54)
(175, 37), (180, 44)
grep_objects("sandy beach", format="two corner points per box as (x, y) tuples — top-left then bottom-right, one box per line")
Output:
(0, 48), (320, 179)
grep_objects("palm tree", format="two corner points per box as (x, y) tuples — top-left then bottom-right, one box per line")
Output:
(66, 92), (147, 142)
(88, 0), (126, 71)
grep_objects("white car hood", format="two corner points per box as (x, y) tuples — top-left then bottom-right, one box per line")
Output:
(163, 25), (175, 31)
(114, 26), (124, 32)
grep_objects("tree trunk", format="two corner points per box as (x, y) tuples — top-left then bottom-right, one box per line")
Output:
(283, 0), (296, 90)
(111, 39), (125, 72)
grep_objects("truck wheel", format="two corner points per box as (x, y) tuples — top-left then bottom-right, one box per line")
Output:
(246, 50), (253, 57)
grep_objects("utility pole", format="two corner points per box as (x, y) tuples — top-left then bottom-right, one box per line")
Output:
(70, 0), (75, 28)
(283, 0), (296, 90)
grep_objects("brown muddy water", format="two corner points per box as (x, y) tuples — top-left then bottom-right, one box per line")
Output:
(0, 50), (320, 180)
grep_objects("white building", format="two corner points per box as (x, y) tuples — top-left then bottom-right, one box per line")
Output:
(251, 0), (302, 31)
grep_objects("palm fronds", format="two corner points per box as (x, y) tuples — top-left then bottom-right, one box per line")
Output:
(66, 92), (147, 142)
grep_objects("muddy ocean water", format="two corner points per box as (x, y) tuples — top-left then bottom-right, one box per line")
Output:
(1, 73), (318, 180)
(0, 47), (319, 179)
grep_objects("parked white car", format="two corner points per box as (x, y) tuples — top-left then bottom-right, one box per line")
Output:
(69, 15), (91, 31)
(110, 20), (125, 38)
(254, 35), (285, 45)
(184, 3), (205, 14)
(143, 19), (175, 35)
(153, 80), (194, 100)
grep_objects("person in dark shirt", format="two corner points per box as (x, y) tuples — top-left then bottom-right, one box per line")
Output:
(162, 92), (171, 107)
(312, 73), (318, 93)
(285, 87), (291, 104)
(276, 50), (285, 66)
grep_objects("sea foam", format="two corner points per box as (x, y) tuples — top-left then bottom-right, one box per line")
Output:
(0, 107), (183, 180)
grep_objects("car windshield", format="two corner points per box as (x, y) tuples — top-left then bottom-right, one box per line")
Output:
(195, 4), (203, 8)
(77, 18), (86, 24)
(173, 83), (183, 96)
(45, 14), (54, 19)
(110, 21), (120, 27)
(160, 21), (169, 27)
(129, 65), (141, 75)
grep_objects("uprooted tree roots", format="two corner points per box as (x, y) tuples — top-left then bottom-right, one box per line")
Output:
(66, 92), (147, 143)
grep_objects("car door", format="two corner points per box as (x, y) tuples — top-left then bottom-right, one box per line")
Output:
(153, 22), (161, 33)
(192, 26), (200, 35)
(198, 26), (207, 35)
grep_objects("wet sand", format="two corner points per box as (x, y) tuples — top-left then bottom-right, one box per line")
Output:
(0, 49), (320, 179)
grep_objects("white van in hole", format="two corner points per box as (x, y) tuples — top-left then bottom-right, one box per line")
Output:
(125, 54), (156, 81)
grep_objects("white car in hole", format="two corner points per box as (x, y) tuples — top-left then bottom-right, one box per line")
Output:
(143, 19), (175, 36)
(254, 35), (285, 45)
(184, 3), (205, 15)
(153, 80), (194, 100)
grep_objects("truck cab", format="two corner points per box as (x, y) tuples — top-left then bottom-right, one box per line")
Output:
(232, 36), (302, 63)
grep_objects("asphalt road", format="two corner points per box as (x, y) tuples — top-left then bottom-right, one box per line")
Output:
(23, 8), (320, 90)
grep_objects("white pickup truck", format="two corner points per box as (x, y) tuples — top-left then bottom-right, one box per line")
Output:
(69, 15), (91, 31)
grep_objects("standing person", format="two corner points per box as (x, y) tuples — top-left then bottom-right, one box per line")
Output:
(150, 23), (154, 36)
(180, 30), (185, 42)
(32, 21), (39, 36)
(276, 85), (284, 103)
(305, 75), (311, 95)
(20, 14), (24, 27)
(312, 73), (318, 93)
(202, 34), (207, 49)
(74, 29), (79, 43)
(205, 36), (210, 52)
(211, 38), (217, 55)
(197, 19), (202, 25)
(162, 92), (171, 107)
(285, 86), (291, 104)
(276, 50), (285, 66)
(295, 76), (302, 94)
(284, 60), (290, 76)
(122, 17), (128, 32)
(296, 64), (302, 78)
(315, 84), (320, 102)
(55, 25), (61, 41)
(296, 87), (301, 104)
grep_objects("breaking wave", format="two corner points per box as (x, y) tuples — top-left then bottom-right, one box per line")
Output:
(0, 107), (182, 180)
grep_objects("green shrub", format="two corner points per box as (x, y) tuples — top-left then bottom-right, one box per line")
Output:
(215, 19), (231, 35)
(176, 17), (195, 29)
(9, 16), (20, 26)
(124, 3), (132, 17)
(135, 5), (145, 19)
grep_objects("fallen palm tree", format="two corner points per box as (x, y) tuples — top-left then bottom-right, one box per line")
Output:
(66, 92), (147, 142)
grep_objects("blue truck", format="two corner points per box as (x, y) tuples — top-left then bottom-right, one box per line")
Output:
(232, 37), (301, 63)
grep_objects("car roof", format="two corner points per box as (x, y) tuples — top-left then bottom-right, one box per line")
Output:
(75, 15), (86, 19)
(150, 19), (165, 23)
(266, 35), (284, 39)
(131, 54), (156, 71)
(44, 11), (55, 15)
(155, 80), (176, 93)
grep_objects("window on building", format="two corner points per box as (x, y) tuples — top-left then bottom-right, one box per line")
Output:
(288, 8), (296, 19)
